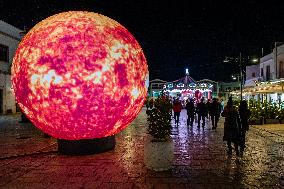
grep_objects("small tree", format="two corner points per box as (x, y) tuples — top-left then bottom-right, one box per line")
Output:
(146, 96), (172, 141)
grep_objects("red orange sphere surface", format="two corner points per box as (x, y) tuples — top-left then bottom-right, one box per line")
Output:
(12, 11), (148, 140)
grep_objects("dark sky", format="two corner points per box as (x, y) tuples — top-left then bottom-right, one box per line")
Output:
(1, 0), (284, 82)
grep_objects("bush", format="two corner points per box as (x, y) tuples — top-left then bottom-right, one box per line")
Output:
(277, 101), (284, 120)
(261, 100), (279, 119)
(249, 99), (262, 120)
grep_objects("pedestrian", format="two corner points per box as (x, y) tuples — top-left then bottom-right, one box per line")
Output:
(221, 97), (241, 156)
(210, 98), (222, 129)
(173, 98), (182, 126)
(220, 99), (225, 112)
(196, 97), (207, 128)
(186, 98), (195, 127)
(206, 99), (212, 120)
(238, 100), (251, 154)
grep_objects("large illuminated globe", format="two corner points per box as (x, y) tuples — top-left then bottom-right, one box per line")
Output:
(12, 11), (148, 140)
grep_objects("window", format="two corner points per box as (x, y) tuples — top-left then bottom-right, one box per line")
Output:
(261, 68), (263, 76)
(0, 44), (8, 62)
(266, 65), (270, 80)
(252, 72), (255, 77)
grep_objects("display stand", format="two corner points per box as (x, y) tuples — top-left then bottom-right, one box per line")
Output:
(57, 135), (115, 155)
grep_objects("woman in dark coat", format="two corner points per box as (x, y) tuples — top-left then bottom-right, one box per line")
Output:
(221, 97), (241, 156)
(238, 100), (251, 153)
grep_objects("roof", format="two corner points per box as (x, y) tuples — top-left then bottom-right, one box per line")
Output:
(196, 79), (218, 83)
(171, 75), (196, 84)
(149, 79), (167, 83)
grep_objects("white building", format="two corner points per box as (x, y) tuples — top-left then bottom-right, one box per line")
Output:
(243, 43), (284, 103)
(0, 20), (22, 114)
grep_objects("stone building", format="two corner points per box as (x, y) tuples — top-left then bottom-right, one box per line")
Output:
(0, 20), (22, 114)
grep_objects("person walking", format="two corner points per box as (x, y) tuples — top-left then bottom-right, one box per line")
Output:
(238, 100), (251, 154)
(206, 99), (212, 121)
(220, 99), (225, 112)
(186, 98), (195, 127)
(221, 97), (241, 156)
(196, 98), (207, 128)
(173, 99), (182, 126)
(210, 98), (222, 129)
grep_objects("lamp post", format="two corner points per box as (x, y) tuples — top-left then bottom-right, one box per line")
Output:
(239, 52), (243, 100)
(224, 53), (244, 100)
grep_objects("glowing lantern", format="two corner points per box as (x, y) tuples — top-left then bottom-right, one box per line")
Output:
(12, 11), (148, 140)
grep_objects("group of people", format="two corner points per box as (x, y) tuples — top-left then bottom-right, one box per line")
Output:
(172, 96), (251, 156)
(222, 97), (251, 156)
(173, 97), (223, 129)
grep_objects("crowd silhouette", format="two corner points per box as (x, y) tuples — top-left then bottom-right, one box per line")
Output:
(148, 95), (251, 157)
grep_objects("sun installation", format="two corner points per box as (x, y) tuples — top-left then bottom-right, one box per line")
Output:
(12, 11), (148, 153)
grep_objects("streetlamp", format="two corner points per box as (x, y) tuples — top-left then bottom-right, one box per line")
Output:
(239, 53), (243, 99)
(252, 58), (258, 63)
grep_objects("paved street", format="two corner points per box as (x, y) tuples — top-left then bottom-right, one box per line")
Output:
(0, 108), (284, 189)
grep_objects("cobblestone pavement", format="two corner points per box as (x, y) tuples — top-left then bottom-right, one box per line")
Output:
(0, 109), (284, 189)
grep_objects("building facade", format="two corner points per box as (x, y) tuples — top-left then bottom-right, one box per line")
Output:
(243, 43), (284, 103)
(0, 20), (22, 114)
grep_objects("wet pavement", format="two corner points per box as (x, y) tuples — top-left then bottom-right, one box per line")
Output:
(0, 108), (284, 189)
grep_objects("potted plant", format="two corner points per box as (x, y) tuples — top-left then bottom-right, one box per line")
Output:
(144, 96), (173, 171)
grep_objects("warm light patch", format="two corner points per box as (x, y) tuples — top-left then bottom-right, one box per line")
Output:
(11, 11), (148, 140)
(131, 88), (139, 99)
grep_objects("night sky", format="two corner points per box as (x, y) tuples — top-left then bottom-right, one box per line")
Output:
(1, 0), (284, 82)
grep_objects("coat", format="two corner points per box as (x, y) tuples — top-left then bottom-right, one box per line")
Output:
(173, 101), (182, 113)
(239, 108), (251, 132)
(221, 105), (241, 142)
(196, 101), (207, 116)
(210, 101), (221, 116)
(185, 101), (195, 115)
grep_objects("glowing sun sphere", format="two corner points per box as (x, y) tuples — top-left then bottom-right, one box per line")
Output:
(12, 11), (148, 140)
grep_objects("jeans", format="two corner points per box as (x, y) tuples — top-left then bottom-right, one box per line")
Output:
(174, 112), (180, 125)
